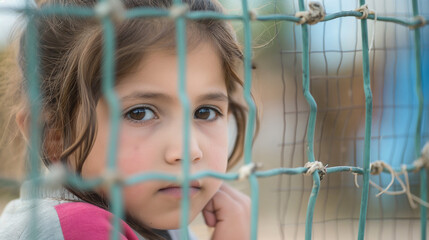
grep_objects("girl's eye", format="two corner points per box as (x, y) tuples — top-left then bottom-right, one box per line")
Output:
(125, 107), (157, 122)
(194, 107), (221, 121)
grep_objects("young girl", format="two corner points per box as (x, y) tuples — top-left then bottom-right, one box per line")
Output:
(0, 0), (257, 239)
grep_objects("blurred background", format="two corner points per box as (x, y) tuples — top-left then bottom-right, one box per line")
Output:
(1, 0), (429, 239)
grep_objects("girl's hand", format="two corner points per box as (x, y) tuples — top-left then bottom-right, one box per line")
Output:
(202, 184), (251, 240)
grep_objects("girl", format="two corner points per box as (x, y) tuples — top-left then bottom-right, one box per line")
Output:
(0, 0), (257, 239)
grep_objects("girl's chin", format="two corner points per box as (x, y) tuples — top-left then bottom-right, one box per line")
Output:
(148, 221), (190, 230)
(138, 209), (201, 230)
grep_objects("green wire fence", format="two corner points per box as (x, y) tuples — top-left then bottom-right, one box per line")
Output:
(0, 0), (428, 239)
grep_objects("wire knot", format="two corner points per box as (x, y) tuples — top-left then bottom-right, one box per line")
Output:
(94, 0), (126, 21)
(248, 9), (257, 21)
(304, 161), (327, 180)
(369, 161), (398, 197)
(238, 162), (261, 181)
(169, 4), (189, 18)
(102, 170), (124, 188)
(370, 160), (385, 175)
(354, 4), (375, 20)
(295, 1), (325, 25)
(355, 159), (429, 208)
(45, 163), (67, 187)
(413, 142), (429, 171)
(409, 16), (427, 29)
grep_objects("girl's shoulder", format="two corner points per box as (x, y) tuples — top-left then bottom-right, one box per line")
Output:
(55, 202), (198, 240)
(0, 197), (67, 239)
(54, 201), (140, 240)
(0, 195), (197, 240)
(0, 199), (140, 240)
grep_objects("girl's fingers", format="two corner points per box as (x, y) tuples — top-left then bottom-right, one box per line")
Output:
(202, 184), (251, 239)
(202, 188), (237, 224)
(202, 183), (251, 227)
(218, 184), (251, 221)
(202, 197), (216, 227)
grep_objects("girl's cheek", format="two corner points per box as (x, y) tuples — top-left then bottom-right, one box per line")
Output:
(212, 130), (229, 171)
(117, 131), (158, 175)
(206, 145), (229, 172)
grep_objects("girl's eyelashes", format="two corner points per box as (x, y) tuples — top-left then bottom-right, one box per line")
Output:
(123, 105), (223, 123)
(123, 105), (158, 123)
(194, 106), (223, 121)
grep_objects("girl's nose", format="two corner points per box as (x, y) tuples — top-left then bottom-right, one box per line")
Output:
(164, 130), (203, 165)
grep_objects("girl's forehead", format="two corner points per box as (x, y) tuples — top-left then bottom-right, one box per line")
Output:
(115, 41), (227, 97)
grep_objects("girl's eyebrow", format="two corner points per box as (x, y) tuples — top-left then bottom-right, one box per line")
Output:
(196, 92), (228, 103)
(120, 91), (228, 103)
(120, 92), (173, 102)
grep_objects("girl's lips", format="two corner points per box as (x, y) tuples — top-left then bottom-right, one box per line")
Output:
(158, 186), (201, 199)
(158, 181), (201, 199)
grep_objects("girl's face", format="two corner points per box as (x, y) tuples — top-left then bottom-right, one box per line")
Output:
(81, 42), (229, 229)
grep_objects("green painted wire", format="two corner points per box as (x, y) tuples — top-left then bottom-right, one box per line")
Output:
(170, 2), (192, 240)
(0, 5), (95, 16)
(298, 10), (317, 166)
(356, 0), (374, 239)
(0, 165), (370, 191)
(295, 1), (320, 239)
(323, 12), (426, 28)
(256, 12), (428, 28)
(97, 1), (124, 238)
(3, 5), (428, 29)
(177, 15), (191, 240)
(411, 0), (427, 239)
(241, 1), (255, 175)
(126, 7), (170, 18)
(25, 0), (42, 237)
(239, 0), (259, 239)
(25, 6), (41, 194)
(420, 171), (427, 240)
(306, 173), (321, 239)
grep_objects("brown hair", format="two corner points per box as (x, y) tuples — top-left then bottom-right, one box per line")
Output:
(3, 0), (259, 238)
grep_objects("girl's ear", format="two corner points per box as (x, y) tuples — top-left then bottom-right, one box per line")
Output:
(44, 128), (62, 163)
(16, 109), (30, 143)
(16, 109), (62, 163)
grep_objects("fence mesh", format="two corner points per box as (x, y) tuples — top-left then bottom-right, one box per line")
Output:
(0, 0), (428, 239)
(274, 0), (428, 239)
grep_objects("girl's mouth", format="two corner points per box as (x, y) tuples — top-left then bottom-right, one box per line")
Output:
(158, 181), (201, 199)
